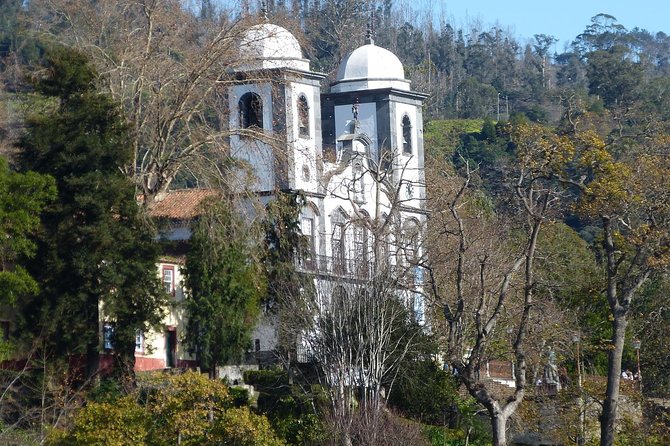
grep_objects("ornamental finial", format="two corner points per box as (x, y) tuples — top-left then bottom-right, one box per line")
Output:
(365, 10), (375, 45)
(260, 1), (268, 21)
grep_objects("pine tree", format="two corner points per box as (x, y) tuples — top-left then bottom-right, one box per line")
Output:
(17, 46), (166, 385)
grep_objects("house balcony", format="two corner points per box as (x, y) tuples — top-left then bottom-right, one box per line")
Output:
(296, 254), (424, 289)
(296, 254), (375, 281)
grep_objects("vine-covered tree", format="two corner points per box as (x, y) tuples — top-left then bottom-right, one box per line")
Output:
(183, 197), (266, 378)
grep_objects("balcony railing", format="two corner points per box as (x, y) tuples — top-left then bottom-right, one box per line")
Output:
(296, 254), (425, 289)
(296, 254), (375, 280)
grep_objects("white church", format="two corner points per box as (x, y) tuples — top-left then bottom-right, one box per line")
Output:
(125, 17), (428, 372)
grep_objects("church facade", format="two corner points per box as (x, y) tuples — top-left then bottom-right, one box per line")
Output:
(126, 19), (428, 371)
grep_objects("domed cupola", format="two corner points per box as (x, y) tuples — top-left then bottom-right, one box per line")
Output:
(330, 40), (409, 93)
(239, 23), (310, 71)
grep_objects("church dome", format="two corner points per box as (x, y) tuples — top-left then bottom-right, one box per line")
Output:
(331, 43), (410, 93)
(239, 23), (310, 71)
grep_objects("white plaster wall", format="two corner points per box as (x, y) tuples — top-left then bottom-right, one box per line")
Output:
(251, 312), (279, 353)
(136, 262), (192, 365)
(394, 102), (424, 209)
(289, 82), (320, 193)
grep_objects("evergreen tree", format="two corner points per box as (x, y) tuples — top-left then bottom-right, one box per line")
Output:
(183, 198), (266, 377)
(17, 46), (165, 385)
(0, 156), (55, 305)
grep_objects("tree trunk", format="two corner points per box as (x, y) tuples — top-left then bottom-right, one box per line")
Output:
(114, 341), (138, 392)
(85, 339), (99, 382)
(491, 411), (509, 446)
(85, 296), (100, 381)
(600, 312), (627, 446)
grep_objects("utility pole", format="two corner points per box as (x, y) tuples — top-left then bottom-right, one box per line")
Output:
(497, 93), (500, 121)
(574, 334), (585, 446)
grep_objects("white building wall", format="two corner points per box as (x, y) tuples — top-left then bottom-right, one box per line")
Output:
(393, 102), (424, 208)
(289, 82), (320, 193)
(133, 261), (194, 370)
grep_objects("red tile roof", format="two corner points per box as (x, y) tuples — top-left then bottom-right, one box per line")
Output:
(146, 189), (220, 220)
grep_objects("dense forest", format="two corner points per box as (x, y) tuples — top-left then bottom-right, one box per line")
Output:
(2, 0), (670, 445)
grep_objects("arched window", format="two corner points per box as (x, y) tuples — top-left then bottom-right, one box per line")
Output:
(297, 94), (310, 138)
(331, 209), (348, 275)
(402, 115), (412, 154)
(402, 219), (421, 289)
(403, 219), (421, 264)
(299, 202), (319, 271)
(239, 92), (263, 129)
(332, 222), (347, 275)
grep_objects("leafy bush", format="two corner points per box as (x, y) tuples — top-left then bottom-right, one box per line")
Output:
(244, 369), (327, 444)
(47, 371), (284, 446)
(388, 360), (459, 425)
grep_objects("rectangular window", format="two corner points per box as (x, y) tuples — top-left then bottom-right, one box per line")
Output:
(135, 330), (144, 353)
(332, 224), (346, 274)
(103, 324), (114, 350)
(162, 266), (175, 295)
(301, 217), (315, 270)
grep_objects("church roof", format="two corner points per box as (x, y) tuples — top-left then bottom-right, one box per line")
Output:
(331, 43), (410, 93)
(239, 23), (310, 71)
(146, 189), (219, 220)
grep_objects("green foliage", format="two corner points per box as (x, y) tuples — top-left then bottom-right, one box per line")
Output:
(0, 0), (46, 75)
(48, 371), (285, 446)
(183, 197), (265, 373)
(0, 156), (55, 305)
(389, 360), (459, 425)
(228, 386), (250, 407)
(244, 369), (327, 444)
(423, 426), (467, 446)
(48, 396), (148, 446)
(586, 46), (644, 108)
(424, 119), (484, 159)
(211, 407), (286, 446)
(455, 119), (513, 168)
(423, 424), (490, 446)
(632, 277), (670, 397)
(17, 46), (165, 381)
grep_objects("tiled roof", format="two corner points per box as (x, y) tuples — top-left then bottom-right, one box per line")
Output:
(146, 189), (220, 220)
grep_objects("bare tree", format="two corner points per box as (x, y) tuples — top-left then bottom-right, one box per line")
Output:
(425, 123), (569, 446)
(28, 0), (283, 206)
(272, 147), (425, 445)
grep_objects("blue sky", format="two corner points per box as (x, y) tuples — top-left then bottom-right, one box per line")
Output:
(431, 0), (669, 50)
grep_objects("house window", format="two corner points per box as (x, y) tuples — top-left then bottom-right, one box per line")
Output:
(403, 220), (420, 263)
(135, 330), (144, 353)
(298, 94), (310, 138)
(353, 225), (369, 279)
(162, 266), (175, 295)
(301, 217), (316, 270)
(332, 223), (346, 274)
(103, 323), (115, 350)
(239, 92), (263, 130)
(402, 115), (412, 154)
